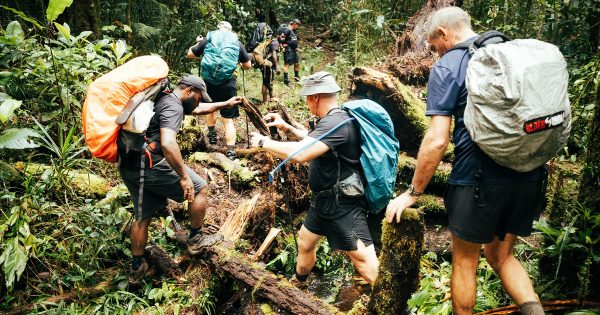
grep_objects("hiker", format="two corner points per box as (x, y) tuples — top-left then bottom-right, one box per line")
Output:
(276, 19), (300, 85)
(118, 75), (242, 285)
(186, 21), (252, 160)
(248, 22), (281, 104)
(384, 7), (546, 315)
(249, 72), (379, 285)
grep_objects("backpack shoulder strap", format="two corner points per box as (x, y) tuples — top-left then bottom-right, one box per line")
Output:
(446, 30), (511, 56)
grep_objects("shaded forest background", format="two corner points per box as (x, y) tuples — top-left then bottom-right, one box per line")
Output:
(0, 0), (599, 314)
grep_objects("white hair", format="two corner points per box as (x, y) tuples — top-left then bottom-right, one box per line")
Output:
(427, 7), (472, 39)
(217, 21), (232, 31)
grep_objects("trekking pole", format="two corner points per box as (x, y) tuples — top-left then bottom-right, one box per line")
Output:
(242, 68), (250, 149)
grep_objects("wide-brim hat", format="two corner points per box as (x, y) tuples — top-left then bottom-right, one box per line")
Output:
(299, 72), (341, 96)
(179, 75), (212, 102)
(217, 21), (232, 31)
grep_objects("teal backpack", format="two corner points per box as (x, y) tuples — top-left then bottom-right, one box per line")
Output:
(269, 99), (400, 214)
(200, 30), (240, 85)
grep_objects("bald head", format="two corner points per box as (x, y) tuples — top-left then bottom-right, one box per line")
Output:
(427, 7), (472, 40)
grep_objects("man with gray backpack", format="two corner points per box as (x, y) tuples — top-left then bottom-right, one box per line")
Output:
(187, 21), (252, 160)
(385, 7), (570, 315)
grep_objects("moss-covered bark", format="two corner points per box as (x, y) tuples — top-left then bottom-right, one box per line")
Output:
(178, 116), (207, 156)
(188, 152), (257, 187)
(368, 208), (424, 314)
(396, 153), (451, 195)
(350, 67), (428, 153)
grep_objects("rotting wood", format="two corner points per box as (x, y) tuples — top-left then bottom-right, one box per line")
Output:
(195, 242), (342, 315)
(250, 227), (281, 261)
(219, 193), (260, 241)
(368, 208), (425, 314)
(350, 67), (428, 152)
(240, 97), (270, 136)
(145, 245), (183, 282)
(188, 152), (257, 187)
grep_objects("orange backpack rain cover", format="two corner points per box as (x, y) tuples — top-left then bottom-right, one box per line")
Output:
(82, 55), (169, 163)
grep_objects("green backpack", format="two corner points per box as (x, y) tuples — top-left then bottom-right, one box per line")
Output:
(200, 30), (240, 85)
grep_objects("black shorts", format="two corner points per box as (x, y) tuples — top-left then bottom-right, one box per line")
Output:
(261, 66), (274, 89)
(444, 180), (546, 244)
(206, 78), (239, 118)
(303, 193), (373, 251)
(284, 48), (299, 65)
(120, 159), (207, 221)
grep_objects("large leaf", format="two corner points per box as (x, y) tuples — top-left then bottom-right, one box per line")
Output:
(0, 128), (40, 149)
(0, 6), (43, 30)
(0, 238), (28, 290)
(5, 20), (23, 42)
(53, 22), (71, 42)
(0, 99), (22, 123)
(46, 0), (73, 22)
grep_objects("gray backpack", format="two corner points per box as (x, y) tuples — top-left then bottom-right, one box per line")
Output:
(453, 31), (571, 172)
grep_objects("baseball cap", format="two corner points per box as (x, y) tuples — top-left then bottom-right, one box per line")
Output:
(217, 21), (232, 31)
(291, 19), (301, 25)
(299, 72), (341, 96)
(179, 75), (212, 102)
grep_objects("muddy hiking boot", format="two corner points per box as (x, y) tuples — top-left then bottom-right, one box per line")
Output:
(187, 232), (224, 255)
(225, 150), (237, 160)
(289, 274), (309, 290)
(207, 130), (217, 145)
(128, 258), (149, 286)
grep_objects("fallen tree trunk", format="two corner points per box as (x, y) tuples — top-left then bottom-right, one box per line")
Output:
(188, 152), (257, 187)
(240, 97), (270, 136)
(397, 153), (452, 195)
(351, 67), (428, 152)
(369, 208), (425, 314)
(386, 0), (461, 85)
(192, 241), (342, 315)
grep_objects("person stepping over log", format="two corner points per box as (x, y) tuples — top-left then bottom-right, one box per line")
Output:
(118, 75), (241, 286)
(187, 21), (252, 160)
(249, 72), (379, 286)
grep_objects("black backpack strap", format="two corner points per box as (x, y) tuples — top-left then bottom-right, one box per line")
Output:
(446, 30), (511, 56)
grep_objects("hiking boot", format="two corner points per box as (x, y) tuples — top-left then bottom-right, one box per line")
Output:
(207, 130), (217, 145)
(128, 259), (148, 286)
(289, 274), (309, 290)
(293, 76), (300, 82)
(225, 150), (237, 160)
(187, 233), (224, 255)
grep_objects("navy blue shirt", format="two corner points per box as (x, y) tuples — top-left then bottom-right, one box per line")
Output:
(426, 37), (542, 185)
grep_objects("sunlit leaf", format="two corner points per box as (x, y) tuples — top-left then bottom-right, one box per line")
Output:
(5, 20), (23, 42)
(0, 128), (40, 149)
(53, 22), (71, 42)
(0, 99), (22, 123)
(46, 0), (74, 22)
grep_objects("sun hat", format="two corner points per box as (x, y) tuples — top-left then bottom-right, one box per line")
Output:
(217, 21), (232, 31)
(299, 72), (341, 96)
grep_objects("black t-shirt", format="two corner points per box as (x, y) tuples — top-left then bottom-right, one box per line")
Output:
(307, 109), (363, 192)
(277, 24), (298, 49)
(118, 93), (184, 169)
(191, 38), (251, 63)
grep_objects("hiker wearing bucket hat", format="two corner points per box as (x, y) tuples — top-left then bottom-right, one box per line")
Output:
(118, 74), (242, 286)
(249, 71), (379, 285)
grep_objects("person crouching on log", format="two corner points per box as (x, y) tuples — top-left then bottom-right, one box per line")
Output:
(249, 72), (379, 285)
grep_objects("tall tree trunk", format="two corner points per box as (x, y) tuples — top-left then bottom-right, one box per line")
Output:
(70, 0), (99, 38)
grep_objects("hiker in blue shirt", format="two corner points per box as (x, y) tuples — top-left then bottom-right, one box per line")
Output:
(384, 7), (545, 315)
(249, 72), (379, 285)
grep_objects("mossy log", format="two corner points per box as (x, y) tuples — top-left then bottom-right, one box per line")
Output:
(178, 116), (207, 155)
(368, 208), (425, 314)
(240, 97), (270, 136)
(0, 160), (19, 183)
(396, 153), (451, 195)
(145, 245), (183, 281)
(188, 152), (257, 187)
(414, 193), (446, 217)
(350, 67), (428, 153)
(195, 241), (342, 315)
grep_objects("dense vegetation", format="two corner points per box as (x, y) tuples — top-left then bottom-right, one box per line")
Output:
(0, 0), (598, 313)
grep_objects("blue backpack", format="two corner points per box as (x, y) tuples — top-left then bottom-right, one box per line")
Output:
(270, 99), (400, 214)
(201, 30), (240, 85)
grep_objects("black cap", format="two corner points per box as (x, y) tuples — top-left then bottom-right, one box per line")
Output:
(179, 75), (212, 102)
(291, 18), (301, 25)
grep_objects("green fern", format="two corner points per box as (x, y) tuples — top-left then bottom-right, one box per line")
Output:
(132, 22), (161, 40)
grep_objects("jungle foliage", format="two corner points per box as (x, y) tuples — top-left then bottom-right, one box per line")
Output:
(0, 0), (598, 313)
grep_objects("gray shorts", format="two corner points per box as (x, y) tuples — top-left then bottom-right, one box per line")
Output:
(119, 159), (207, 220)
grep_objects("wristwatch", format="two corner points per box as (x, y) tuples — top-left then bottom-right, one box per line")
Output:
(258, 139), (265, 148)
(407, 184), (424, 197)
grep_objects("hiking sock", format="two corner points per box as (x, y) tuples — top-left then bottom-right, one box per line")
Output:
(520, 301), (545, 315)
(132, 255), (144, 270)
(295, 272), (309, 282)
(208, 126), (216, 133)
(283, 72), (290, 85)
(294, 70), (299, 80)
(189, 226), (202, 238)
(227, 145), (235, 152)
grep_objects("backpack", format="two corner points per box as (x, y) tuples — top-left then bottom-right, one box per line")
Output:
(252, 39), (274, 67)
(247, 22), (272, 52)
(269, 99), (400, 214)
(451, 31), (571, 172)
(82, 55), (169, 163)
(201, 29), (240, 85)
